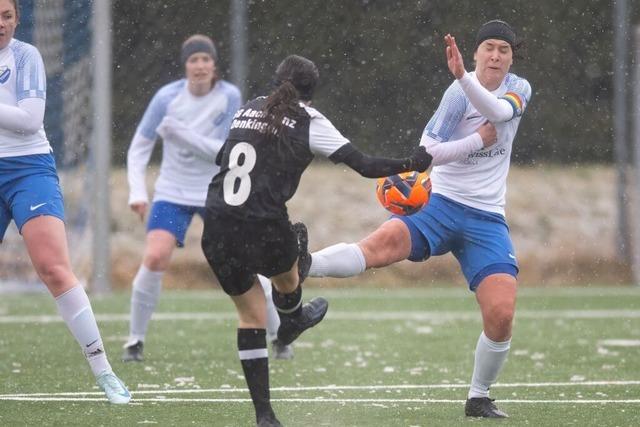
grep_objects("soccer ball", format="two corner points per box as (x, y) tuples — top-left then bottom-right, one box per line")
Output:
(376, 171), (431, 216)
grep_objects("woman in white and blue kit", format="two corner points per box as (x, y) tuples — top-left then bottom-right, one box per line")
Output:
(123, 34), (293, 362)
(302, 20), (532, 418)
(0, 0), (130, 404)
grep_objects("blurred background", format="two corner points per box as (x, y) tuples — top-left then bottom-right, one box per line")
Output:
(2, 0), (640, 291)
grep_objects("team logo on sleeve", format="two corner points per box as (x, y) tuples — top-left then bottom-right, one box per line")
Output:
(0, 66), (10, 84)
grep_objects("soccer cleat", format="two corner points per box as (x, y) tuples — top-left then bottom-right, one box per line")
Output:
(256, 413), (282, 427)
(122, 340), (144, 362)
(271, 339), (294, 360)
(96, 371), (132, 404)
(465, 397), (508, 418)
(277, 297), (329, 346)
(292, 222), (311, 284)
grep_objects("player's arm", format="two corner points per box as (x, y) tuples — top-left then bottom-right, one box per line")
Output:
(421, 122), (496, 166)
(156, 116), (224, 162)
(306, 107), (431, 177)
(158, 85), (242, 161)
(0, 44), (46, 134)
(127, 89), (169, 218)
(330, 144), (431, 178)
(0, 98), (44, 134)
(457, 74), (525, 123)
(127, 132), (155, 221)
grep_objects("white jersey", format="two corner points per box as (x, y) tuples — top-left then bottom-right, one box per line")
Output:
(128, 79), (242, 206)
(422, 72), (531, 215)
(0, 39), (49, 158)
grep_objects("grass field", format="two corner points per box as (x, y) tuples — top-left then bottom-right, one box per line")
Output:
(0, 286), (639, 426)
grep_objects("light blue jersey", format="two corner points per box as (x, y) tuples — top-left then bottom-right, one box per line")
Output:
(423, 72), (531, 215)
(0, 39), (49, 157)
(128, 79), (242, 207)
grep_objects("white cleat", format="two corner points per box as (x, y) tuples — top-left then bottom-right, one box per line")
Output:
(96, 370), (132, 404)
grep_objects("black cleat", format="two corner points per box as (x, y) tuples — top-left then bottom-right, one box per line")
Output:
(122, 340), (144, 362)
(465, 397), (508, 418)
(257, 413), (282, 427)
(292, 222), (311, 284)
(277, 297), (328, 346)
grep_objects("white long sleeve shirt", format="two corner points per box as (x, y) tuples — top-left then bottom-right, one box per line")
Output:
(127, 79), (242, 206)
(420, 71), (532, 215)
(0, 38), (50, 157)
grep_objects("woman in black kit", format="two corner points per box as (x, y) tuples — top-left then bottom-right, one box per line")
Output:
(201, 54), (432, 427)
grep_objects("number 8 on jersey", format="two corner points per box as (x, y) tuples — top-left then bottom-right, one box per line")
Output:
(223, 142), (257, 206)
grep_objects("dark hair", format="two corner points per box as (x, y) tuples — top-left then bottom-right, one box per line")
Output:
(264, 55), (319, 135)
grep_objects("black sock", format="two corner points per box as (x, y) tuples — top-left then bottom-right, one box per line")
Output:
(272, 284), (302, 317)
(237, 328), (273, 421)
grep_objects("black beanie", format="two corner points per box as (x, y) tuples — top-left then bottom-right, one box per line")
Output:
(181, 36), (218, 64)
(475, 20), (516, 49)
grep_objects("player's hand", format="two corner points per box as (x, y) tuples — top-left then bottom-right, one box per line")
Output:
(130, 201), (148, 222)
(477, 121), (497, 148)
(409, 146), (433, 172)
(445, 34), (466, 79)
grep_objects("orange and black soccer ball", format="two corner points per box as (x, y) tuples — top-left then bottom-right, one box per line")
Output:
(376, 171), (431, 216)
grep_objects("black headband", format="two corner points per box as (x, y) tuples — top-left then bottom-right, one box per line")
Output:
(181, 39), (217, 64)
(475, 20), (516, 49)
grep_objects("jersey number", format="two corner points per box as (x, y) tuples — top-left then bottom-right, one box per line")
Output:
(223, 142), (257, 206)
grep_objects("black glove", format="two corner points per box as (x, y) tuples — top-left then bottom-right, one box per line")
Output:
(408, 146), (432, 172)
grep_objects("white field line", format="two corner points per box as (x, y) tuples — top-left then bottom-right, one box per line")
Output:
(2, 380), (639, 398)
(111, 287), (640, 299)
(1, 397), (639, 404)
(3, 287), (640, 300)
(1, 309), (640, 324)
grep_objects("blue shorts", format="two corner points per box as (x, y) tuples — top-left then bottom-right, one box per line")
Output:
(147, 200), (206, 247)
(395, 193), (518, 291)
(0, 154), (65, 239)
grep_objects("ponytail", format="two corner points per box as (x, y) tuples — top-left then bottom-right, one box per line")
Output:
(263, 80), (302, 135)
(262, 55), (319, 143)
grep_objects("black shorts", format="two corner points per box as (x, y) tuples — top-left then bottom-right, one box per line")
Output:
(201, 212), (298, 296)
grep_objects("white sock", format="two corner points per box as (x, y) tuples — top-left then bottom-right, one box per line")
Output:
(468, 331), (511, 399)
(55, 285), (112, 377)
(258, 275), (280, 342)
(309, 243), (366, 278)
(128, 265), (164, 344)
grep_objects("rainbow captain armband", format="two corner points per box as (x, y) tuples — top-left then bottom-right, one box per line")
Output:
(500, 92), (524, 118)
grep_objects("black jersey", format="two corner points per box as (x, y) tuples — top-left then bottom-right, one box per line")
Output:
(206, 96), (348, 220)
